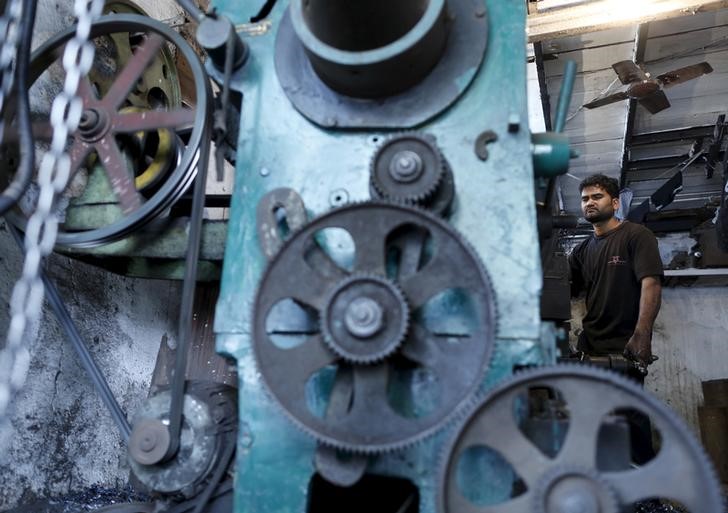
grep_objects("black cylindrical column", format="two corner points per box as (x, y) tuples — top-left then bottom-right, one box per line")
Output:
(196, 15), (249, 71)
(290, 0), (449, 98)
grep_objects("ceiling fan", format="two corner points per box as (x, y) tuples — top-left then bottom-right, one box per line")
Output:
(583, 60), (713, 114)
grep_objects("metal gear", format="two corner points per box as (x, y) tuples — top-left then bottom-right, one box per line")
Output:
(437, 365), (724, 513)
(370, 133), (446, 205)
(2, 14), (211, 248)
(321, 273), (410, 365)
(252, 201), (497, 453)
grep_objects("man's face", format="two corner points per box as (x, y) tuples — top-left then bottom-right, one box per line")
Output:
(581, 185), (619, 223)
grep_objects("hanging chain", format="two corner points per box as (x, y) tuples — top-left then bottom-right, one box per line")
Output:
(0, 0), (23, 143)
(0, 0), (106, 422)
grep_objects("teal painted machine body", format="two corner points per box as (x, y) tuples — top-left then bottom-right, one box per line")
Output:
(212, 0), (552, 510)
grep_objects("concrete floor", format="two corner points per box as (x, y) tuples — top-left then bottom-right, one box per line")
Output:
(0, 219), (181, 510)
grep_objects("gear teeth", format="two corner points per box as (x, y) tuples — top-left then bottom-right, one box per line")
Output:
(436, 364), (725, 513)
(320, 272), (410, 365)
(370, 132), (447, 205)
(251, 200), (498, 454)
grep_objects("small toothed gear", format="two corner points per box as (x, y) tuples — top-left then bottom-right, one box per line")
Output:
(370, 133), (446, 204)
(437, 365), (724, 513)
(252, 201), (497, 453)
(321, 273), (410, 365)
(532, 465), (619, 513)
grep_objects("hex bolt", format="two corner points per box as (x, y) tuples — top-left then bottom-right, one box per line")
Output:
(508, 113), (521, 133)
(344, 297), (384, 338)
(389, 150), (424, 183)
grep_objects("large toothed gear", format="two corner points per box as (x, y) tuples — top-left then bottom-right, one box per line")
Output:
(321, 273), (410, 365)
(252, 201), (497, 453)
(370, 133), (446, 205)
(437, 365), (724, 513)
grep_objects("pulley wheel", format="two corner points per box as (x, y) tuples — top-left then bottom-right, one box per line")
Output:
(2, 14), (211, 247)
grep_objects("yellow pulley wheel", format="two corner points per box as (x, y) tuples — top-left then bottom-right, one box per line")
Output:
(118, 106), (177, 191)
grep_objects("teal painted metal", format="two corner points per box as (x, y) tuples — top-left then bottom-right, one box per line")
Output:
(553, 59), (577, 134)
(532, 59), (576, 179)
(532, 132), (572, 178)
(212, 1), (549, 511)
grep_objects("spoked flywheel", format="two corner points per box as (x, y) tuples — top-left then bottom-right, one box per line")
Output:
(252, 201), (497, 453)
(438, 365), (723, 513)
(1, 14), (211, 247)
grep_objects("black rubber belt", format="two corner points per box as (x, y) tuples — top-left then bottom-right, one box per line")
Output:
(7, 223), (132, 442)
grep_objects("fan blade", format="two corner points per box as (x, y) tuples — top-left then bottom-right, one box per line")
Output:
(638, 90), (671, 114)
(583, 91), (630, 109)
(612, 60), (648, 84)
(657, 62), (713, 88)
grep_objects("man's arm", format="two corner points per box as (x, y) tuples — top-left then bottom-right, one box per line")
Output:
(624, 276), (662, 365)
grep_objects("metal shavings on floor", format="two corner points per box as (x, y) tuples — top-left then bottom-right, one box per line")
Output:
(5, 485), (149, 513)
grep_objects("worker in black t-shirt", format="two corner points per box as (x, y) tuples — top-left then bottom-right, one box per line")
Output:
(569, 174), (664, 468)
(569, 174), (664, 375)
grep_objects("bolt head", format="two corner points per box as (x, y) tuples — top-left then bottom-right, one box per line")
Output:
(389, 150), (423, 183)
(129, 419), (170, 466)
(344, 297), (384, 338)
(139, 432), (157, 452)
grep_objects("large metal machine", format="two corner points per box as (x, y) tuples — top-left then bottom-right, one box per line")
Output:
(0, 0), (723, 512)
(211, 0), (544, 510)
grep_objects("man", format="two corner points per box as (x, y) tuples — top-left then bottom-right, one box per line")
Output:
(569, 174), (663, 376)
(569, 174), (664, 488)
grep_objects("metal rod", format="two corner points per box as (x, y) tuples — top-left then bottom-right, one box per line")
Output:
(553, 59), (576, 133)
(7, 224), (132, 442)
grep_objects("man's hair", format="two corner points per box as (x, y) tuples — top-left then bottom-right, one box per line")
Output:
(578, 174), (620, 199)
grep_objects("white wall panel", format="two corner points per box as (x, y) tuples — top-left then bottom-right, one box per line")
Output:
(646, 287), (728, 434)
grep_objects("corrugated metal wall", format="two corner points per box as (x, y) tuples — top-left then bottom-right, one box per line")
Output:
(541, 25), (636, 212)
(540, 9), (728, 215)
(627, 11), (728, 211)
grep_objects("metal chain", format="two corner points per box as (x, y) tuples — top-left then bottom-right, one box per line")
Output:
(0, 0), (23, 143)
(0, 0), (106, 422)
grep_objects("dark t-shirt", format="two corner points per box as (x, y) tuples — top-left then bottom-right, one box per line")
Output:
(568, 221), (663, 354)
